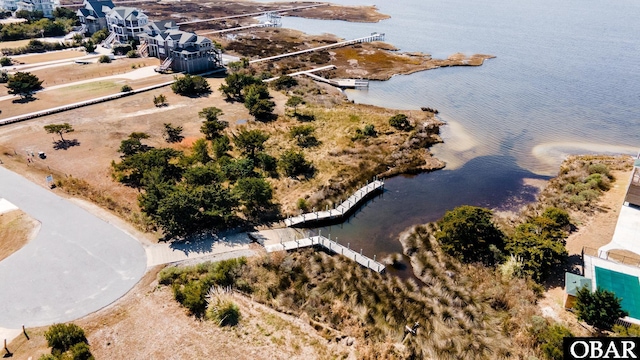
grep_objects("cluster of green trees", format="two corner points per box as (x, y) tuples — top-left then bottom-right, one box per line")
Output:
(436, 205), (569, 282)
(171, 74), (210, 96)
(40, 323), (94, 360)
(111, 108), (285, 238)
(0, 14), (74, 41)
(1, 39), (72, 56)
(219, 73), (275, 121)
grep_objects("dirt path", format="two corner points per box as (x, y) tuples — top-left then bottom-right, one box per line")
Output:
(566, 169), (633, 255)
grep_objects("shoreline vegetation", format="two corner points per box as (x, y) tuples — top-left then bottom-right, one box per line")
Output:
(8, 155), (636, 359)
(153, 156), (635, 359)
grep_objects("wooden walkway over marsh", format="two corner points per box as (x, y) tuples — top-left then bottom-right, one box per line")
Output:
(265, 235), (386, 273)
(176, 3), (327, 25)
(284, 180), (384, 227)
(249, 32), (385, 64)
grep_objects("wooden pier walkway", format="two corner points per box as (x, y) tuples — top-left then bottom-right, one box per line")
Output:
(284, 180), (384, 227)
(197, 23), (277, 36)
(264, 65), (368, 88)
(177, 3), (326, 25)
(249, 32), (385, 64)
(265, 235), (386, 273)
(263, 65), (337, 82)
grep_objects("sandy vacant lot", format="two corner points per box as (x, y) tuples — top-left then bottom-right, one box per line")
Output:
(8, 266), (355, 360)
(0, 76), (278, 218)
(0, 209), (39, 261)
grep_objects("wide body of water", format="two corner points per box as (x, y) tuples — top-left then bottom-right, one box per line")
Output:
(257, 0), (640, 272)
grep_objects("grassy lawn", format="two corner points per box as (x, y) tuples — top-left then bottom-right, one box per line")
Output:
(0, 39), (34, 51)
(13, 49), (85, 64)
(32, 58), (161, 87)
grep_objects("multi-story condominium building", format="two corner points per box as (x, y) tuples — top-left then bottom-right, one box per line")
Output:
(143, 28), (222, 74)
(106, 6), (148, 43)
(77, 0), (114, 35)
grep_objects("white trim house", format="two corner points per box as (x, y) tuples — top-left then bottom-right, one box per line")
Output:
(106, 6), (148, 43)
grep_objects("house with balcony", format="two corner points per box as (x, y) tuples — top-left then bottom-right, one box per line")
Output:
(77, 0), (114, 35)
(142, 28), (222, 74)
(2, 0), (59, 18)
(106, 6), (148, 43)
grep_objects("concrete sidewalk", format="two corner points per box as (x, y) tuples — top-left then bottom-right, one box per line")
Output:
(145, 232), (254, 267)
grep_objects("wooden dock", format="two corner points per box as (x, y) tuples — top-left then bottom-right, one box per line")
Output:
(264, 65), (367, 89)
(263, 65), (337, 82)
(265, 235), (386, 273)
(197, 23), (276, 36)
(284, 180), (384, 227)
(249, 32), (385, 64)
(177, 3), (326, 25)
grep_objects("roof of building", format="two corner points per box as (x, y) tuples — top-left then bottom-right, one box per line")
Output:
(152, 29), (210, 46)
(152, 20), (177, 31)
(109, 6), (146, 21)
(566, 272), (591, 296)
(80, 0), (114, 18)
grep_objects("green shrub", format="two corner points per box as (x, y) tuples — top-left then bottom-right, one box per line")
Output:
(613, 323), (640, 337)
(98, 55), (111, 63)
(588, 163), (610, 176)
(44, 323), (88, 354)
(112, 44), (132, 55)
(0, 71), (9, 84)
(297, 198), (309, 212)
(126, 49), (139, 58)
(539, 324), (572, 360)
(91, 29), (108, 43)
(279, 149), (312, 177)
(389, 114), (411, 130)
(578, 189), (599, 202)
(69, 342), (94, 360)
(575, 287), (628, 330)
(207, 298), (241, 326)
(0, 56), (12, 66)
(173, 281), (208, 317)
(121, 84), (132, 92)
(563, 183), (575, 193)
(172, 74), (211, 96)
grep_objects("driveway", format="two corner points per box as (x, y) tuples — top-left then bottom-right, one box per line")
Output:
(0, 166), (146, 329)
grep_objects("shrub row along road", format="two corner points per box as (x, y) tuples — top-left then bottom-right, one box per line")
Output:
(0, 166), (146, 329)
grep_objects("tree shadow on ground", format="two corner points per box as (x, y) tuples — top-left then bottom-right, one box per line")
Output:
(543, 254), (583, 290)
(294, 113), (316, 122)
(12, 96), (37, 104)
(168, 229), (252, 256)
(53, 139), (80, 150)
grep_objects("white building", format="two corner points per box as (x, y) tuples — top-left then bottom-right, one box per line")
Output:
(105, 6), (148, 43)
(1, 0), (59, 18)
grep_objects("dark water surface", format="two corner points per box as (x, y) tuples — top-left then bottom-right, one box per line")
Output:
(256, 0), (640, 272)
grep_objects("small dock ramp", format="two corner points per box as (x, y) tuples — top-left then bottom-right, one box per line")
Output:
(265, 235), (386, 273)
(284, 180), (384, 227)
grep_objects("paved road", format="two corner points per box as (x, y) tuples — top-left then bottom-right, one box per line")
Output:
(0, 166), (146, 329)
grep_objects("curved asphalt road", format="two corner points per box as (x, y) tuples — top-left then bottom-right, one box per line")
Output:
(0, 166), (146, 328)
